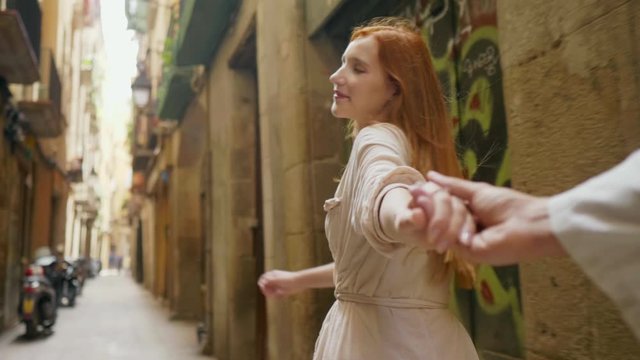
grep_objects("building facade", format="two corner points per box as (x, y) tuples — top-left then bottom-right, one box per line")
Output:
(0, 0), (117, 332)
(0, 0), (69, 331)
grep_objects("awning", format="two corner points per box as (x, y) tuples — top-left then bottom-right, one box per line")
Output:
(175, 0), (239, 66)
(306, 0), (399, 39)
(156, 67), (195, 121)
(306, 0), (347, 36)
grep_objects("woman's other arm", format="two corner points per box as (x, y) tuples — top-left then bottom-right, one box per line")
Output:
(258, 263), (335, 298)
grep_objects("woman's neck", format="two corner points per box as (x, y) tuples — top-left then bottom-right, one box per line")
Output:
(353, 116), (389, 131)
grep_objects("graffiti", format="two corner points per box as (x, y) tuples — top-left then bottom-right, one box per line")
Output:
(403, 0), (522, 357)
(462, 44), (499, 78)
(411, 0), (450, 34)
(474, 265), (524, 346)
(457, 26), (509, 184)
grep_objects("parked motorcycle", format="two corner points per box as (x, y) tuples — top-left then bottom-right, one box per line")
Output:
(17, 256), (58, 338)
(51, 258), (80, 307)
(90, 258), (102, 277)
(72, 257), (88, 295)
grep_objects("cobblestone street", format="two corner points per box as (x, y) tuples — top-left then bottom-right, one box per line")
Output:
(0, 274), (209, 360)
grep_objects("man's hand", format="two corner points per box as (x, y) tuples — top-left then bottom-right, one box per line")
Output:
(408, 171), (567, 265)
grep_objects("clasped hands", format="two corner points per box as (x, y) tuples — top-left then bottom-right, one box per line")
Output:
(399, 171), (555, 265)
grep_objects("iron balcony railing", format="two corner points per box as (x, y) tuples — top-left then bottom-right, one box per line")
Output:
(17, 48), (63, 138)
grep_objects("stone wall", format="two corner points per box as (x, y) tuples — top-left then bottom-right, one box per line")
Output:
(497, 1), (640, 358)
(30, 162), (53, 256)
(205, 1), (260, 358)
(0, 110), (27, 330)
(257, 1), (343, 358)
(168, 100), (206, 321)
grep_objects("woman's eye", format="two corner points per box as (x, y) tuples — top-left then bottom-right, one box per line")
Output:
(353, 66), (365, 74)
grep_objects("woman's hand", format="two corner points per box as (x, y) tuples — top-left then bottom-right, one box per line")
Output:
(258, 270), (302, 298)
(404, 181), (476, 253)
(380, 183), (475, 252)
(258, 263), (335, 298)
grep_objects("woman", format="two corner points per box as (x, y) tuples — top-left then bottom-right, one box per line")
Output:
(258, 18), (478, 359)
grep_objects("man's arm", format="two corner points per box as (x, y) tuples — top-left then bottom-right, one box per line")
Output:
(420, 150), (640, 339)
(548, 150), (640, 339)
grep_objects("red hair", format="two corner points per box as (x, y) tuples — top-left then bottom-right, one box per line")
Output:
(352, 18), (475, 288)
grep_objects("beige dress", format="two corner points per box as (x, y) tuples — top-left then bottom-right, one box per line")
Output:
(314, 123), (478, 360)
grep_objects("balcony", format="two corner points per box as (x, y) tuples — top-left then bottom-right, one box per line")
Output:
(82, 0), (101, 28)
(131, 112), (156, 172)
(80, 58), (93, 86)
(6, 0), (41, 61)
(73, 182), (99, 216)
(132, 113), (157, 150)
(0, 10), (39, 84)
(132, 170), (147, 193)
(67, 158), (83, 183)
(18, 48), (64, 138)
(125, 0), (149, 33)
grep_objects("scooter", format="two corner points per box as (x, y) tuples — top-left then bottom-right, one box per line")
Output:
(17, 256), (58, 338)
(72, 257), (90, 295)
(51, 258), (79, 307)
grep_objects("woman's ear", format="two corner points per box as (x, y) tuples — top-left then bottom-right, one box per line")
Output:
(390, 77), (400, 96)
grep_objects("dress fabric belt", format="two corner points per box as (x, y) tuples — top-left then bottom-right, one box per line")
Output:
(335, 292), (447, 309)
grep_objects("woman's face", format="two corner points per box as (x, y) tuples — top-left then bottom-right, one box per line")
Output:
(329, 35), (396, 127)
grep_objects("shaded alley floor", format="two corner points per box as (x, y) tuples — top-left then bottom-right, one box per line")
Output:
(0, 272), (210, 360)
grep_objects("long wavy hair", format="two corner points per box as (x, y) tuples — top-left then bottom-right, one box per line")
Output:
(351, 17), (475, 288)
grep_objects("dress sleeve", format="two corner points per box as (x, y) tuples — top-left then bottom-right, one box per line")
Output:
(350, 124), (425, 257)
(549, 149), (640, 339)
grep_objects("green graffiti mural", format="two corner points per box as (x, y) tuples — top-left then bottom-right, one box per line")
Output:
(402, 0), (523, 357)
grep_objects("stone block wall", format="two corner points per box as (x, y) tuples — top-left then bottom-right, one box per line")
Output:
(497, 1), (640, 358)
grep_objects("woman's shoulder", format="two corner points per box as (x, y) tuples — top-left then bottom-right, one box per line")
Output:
(355, 122), (410, 153)
(358, 122), (404, 137)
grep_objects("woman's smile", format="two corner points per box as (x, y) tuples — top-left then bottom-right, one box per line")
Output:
(333, 90), (350, 101)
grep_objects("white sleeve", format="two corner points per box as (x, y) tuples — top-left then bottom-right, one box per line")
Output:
(548, 150), (640, 339)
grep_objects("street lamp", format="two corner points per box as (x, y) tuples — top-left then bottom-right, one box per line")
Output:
(131, 71), (151, 108)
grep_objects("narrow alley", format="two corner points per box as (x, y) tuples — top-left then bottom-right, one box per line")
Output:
(0, 0), (639, 359)
(0, 274), (209, 360)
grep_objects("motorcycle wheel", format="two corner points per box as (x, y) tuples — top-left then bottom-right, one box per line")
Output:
(41, 300), (56, 328)
(68, 288), (76, 307)
(25, 321), (39, 338)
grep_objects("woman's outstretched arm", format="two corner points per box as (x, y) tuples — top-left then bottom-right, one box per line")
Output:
(258, 263), (335, 298)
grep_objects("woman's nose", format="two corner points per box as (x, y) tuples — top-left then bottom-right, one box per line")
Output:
(329, 68), (344, 85)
